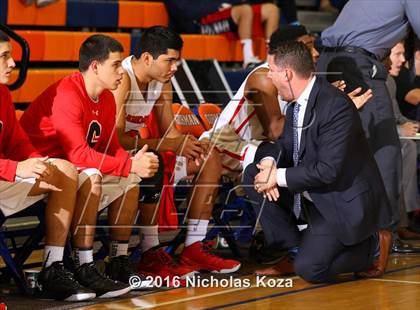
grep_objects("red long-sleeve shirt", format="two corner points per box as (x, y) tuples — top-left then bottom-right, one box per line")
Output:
(20, 72), (132, 177)
(0, 85), (40, 182)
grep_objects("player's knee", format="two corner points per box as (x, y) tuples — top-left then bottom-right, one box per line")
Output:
(262, 3), (280, 20)
(84, 174), (102, 197)
(52, 159), (78, 181)
(233, 4), (253, 19)
(294, 256), (328, 283)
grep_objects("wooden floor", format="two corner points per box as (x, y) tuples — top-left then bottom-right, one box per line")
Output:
(79, 254), (420, 310)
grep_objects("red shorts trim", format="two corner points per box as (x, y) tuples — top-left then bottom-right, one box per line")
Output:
(200, 4), (264, 40)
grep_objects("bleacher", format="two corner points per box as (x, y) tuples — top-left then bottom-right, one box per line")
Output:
(2, 0), (270, 105)
(3, 0), (337, 105)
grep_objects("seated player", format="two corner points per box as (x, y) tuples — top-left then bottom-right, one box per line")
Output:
(112, 26), (241, 279)
(201, 26), (318, 182)
(20, 35), (160, 297)
(164, 0), (280, 68)
(0, 31), (95, 301)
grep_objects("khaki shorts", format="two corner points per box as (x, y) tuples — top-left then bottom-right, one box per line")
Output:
(78, 168), (141, 211)
(0, 177), (47, 217)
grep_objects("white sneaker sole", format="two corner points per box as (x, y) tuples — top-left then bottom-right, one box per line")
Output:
(98, 286), (131, 298)
(210, 263), (241, 274)
(64, 292), (96, 301)
(130, 278), (155, 290)
(180, 270), (198, 280)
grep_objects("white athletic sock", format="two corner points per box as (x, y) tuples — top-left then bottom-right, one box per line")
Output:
(43, 246), (64, 267)
(241, 39), (255, 64)
(140, 225), (160, 253)
(185, 219), (209, 247)
(74, 248), (94, 267)
(109, 240), (129, 258)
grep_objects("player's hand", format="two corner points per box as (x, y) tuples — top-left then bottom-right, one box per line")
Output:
(16, 157), (50, 180)
(37, 161), (62, 191)
(131, 145), (160, 178)
(399, 122), (419, 137)
(348, 87), (373, 110)
(178, 135), (205, 163)
(331, 80), (346, 92)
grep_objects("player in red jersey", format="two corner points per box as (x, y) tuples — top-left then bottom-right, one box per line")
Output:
(21, 35), (159, 296)
(0, 31), (97, 301)
(113, 26), (241, 279)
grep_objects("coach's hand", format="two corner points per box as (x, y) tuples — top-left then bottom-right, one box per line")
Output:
(16, 157), (51, 180)
(255, 160), (277, 193)
(131, 145), (160, 178)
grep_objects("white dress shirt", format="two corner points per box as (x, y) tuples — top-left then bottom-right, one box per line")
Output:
(260, 76), (316, 202)
(276, 76), (316, 188)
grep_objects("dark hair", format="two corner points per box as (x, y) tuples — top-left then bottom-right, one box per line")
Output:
(79, 34), (124, 72)
(268, 25), (308, 54)
(269, 41), (314, 79)
(134, 26), (183, 59)
(0, 31), (10, 43)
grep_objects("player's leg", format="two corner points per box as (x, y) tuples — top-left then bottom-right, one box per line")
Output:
(231, 4), (260, 67)
(180, 149), (241, 273)
(29, 161), (97, 301)
(136, 153), (195, 282)
(71, 171), (131, 299)
(105, 184), (139, 288)
(260, 3), (280, 39)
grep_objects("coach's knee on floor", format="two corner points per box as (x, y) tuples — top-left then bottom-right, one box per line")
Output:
(294, 256), (329, 283)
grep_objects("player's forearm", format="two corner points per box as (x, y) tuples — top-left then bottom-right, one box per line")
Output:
(154, 136), (184, 153)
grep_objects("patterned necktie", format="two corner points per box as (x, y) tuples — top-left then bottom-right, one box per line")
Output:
(292, 102), (301, 218)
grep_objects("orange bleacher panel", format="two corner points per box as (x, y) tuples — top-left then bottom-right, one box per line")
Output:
(198, 103), (222, 131)
(10, 68), (76, 103)
(7, 0), (66, 26)
(11, 31), (131, 62)
(71, 32), (131, 61)
(11, 31), (45, 62)
(118, 1), (168, 28)
(181, 35), (266, 61)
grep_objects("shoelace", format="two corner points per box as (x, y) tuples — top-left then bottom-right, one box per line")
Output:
(116, 256), (136, 275)
(157, 249), (174, 266)
(84, 262), (115, 283)
(201, 241), (222, 261)
(53, 264), (80, 289)
(201, 241), (228, 261)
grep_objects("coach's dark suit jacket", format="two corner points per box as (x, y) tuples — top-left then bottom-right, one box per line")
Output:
(255, 77), (392, 245)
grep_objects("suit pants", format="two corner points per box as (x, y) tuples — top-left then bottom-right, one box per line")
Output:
(317, 50), (401, 232)
(243, 164), (376, 282)
(399, 139), (420, 227)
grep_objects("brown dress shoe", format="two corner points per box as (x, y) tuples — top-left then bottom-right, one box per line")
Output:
(398, 227), (420, 240)
(355, 229), (392, 278)
(254, 254), (295, 276)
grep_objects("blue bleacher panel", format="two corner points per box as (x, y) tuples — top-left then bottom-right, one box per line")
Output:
(0, 0), (7, 24)
(130, 29), (142, 56)
(66, 0), (118, 28)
